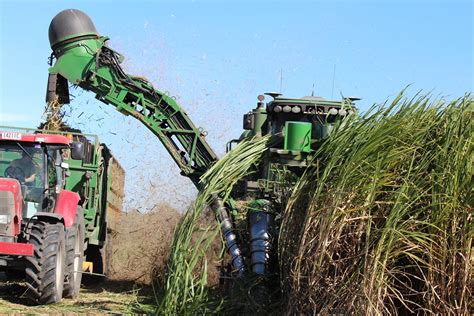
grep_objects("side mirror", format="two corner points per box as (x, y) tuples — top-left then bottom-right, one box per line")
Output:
(71, 142), (85, 160)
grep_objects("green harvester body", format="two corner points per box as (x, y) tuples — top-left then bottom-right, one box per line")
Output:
(238, 94), (356, 200)
(45, 8), (358, 299)
(47, 13), (217, 187)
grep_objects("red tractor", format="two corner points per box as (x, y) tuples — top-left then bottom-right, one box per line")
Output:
(0, 130), (85, 304)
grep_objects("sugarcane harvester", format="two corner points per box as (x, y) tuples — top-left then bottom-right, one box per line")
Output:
(46, 9), (356, 287)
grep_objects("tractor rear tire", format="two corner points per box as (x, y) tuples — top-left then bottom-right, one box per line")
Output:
(63, 207), (85, 298)
(25, 220), (66, 304)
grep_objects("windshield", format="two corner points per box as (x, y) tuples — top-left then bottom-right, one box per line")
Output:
(0, 142), (45, 203)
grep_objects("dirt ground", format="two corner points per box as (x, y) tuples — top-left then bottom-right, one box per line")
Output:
(0, 275), (155, 314)
(0, 203), (182, 314)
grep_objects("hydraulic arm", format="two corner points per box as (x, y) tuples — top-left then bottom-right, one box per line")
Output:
(46, 9), (217, 187)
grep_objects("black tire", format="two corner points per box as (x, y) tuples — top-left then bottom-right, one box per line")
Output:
(25, 220), (66, 304)
(63, 207), (85, 298)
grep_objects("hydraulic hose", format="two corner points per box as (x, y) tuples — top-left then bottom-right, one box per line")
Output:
(212, 198), (246, 276)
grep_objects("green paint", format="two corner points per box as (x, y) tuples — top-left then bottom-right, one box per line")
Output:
(284, 121), (312, 152)
(253, 108), (267, 137)
(49, 36), (217, 187)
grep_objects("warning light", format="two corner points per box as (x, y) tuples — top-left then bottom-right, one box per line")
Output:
(257, 95), (265, 101)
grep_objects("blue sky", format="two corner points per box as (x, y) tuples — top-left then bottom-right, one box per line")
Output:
(0, 0), (472, 211)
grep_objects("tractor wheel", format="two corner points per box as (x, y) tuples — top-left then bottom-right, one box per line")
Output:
(63, 207), (85, 298)
(25, 220), (66, 304)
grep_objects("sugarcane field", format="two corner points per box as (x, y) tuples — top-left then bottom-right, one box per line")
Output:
(0, 1), (472, 315)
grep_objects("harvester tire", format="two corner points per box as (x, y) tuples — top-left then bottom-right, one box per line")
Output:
(63, 207), (85, 298)
(24, 220), (66, 304)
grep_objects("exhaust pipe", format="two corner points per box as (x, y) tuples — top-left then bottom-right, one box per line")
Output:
(212, 198), (246, 276)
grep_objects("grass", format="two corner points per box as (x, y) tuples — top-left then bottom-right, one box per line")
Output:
(0, 278), (155, 314)
(157, 135), (272, 315)
(0, 204), (180, 314)
(8, 92), (469, 314)
(155, 91), (472, 314)
(279, 92), (473, 314)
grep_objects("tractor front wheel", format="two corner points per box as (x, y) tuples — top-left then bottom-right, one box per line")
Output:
(25, 220), (66, 304)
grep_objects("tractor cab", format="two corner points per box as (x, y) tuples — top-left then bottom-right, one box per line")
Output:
(1, 143), (48, 218)
(0, 131), (83, 229)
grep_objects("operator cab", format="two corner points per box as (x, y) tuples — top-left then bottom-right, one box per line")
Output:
(239, 93), (358, 166)
(243, 93), (358, 143)
(264, 93), (357, 142)
(0, 131), (82, 220)
(1, 142), (65, 218)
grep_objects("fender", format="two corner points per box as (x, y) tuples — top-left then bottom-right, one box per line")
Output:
(34, 212), (64, 224)
(54, 190), (80, 228)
